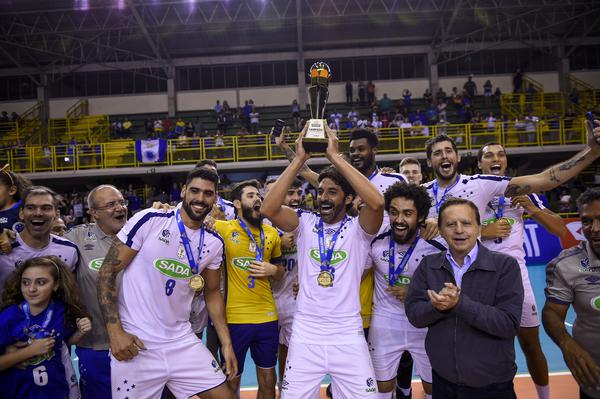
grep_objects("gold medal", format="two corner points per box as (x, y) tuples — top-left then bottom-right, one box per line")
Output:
(317, 271), (333, 287)
(189, 275), (205, 292)
(498, 217), (510, 226)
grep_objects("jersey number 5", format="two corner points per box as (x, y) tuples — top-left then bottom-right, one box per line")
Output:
(33, 365), (48, 386)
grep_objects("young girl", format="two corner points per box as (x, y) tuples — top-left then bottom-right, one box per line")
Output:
(0, 256), (91, 399)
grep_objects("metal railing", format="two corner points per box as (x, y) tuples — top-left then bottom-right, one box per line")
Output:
(66, 99), (89, 119)
(501, 92), (565, 119)
(2, 119), (588, 174)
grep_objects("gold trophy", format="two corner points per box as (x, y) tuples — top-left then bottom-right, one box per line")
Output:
(303, 62), (332, 153)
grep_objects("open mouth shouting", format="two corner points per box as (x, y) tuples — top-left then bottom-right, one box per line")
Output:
(440, 161), (453, 174)
(320, 202), (335, 216)
(489, 163), (503, 175)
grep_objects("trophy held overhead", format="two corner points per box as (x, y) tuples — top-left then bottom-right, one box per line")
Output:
(303, 61), (332, 153)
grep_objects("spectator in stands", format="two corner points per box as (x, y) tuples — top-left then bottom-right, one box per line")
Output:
(396, 99), (407, 118)
(291, 99), (301, 131)
(153, 119), (164, 135)
(437, 98), (448, 121)
(379, 93), (392, 118)
(217, 111), (228, 135)
(185, 121), (195, 136)
(214, 100), (223, 115)
(371, 115), (383, 130)
(367, 80), (376, 105)
(174, 117), (186, 136)
(347, 107), (359, 127)
(403, 89), (412, 110)
(569, 87), (580, 107)
(559, 189), (573, 212)
(10, 112), (20, 123)
(329, 110), (342, 130)
(249, 106), (260, 134)
(484, 80), (493, 105)
(463, 75), (477, 98)
(357, 116), (369, 128)
(357, 80), (366, 105)
(436, 87), (447, 103)
(494, 87), (502, 101)
(242, 100), (252, 130)
(525, 112), (539, 143)
(513, 68), (523, 93)
(389, 113), (403, 128)
(122, 118), (133, 135)
(423, 88), (433, 106)
(144, 118), (153, 135)
(451, 87), (462, 110)
(426, 104), (438, 124)
(486, 112), (497, 132)
(345, 81), (353, 104)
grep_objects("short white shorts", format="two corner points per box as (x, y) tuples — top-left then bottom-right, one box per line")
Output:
(368, 314), (432, 384)
(281, 341), (378, 399)
(110, 333), (225, 399)
(278, 314), (294, 347)
(520, 273), (540, 328)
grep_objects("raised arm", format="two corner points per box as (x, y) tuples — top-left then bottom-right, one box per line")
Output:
(96, 237), (142, 361)
(262, 132), (310, 232)
(202, 267), (237, 380)
(324, 126), (384, 234)
(505, 120), (600, 197)
(512, 195), (567, 237)
(274, 131), (319, 189)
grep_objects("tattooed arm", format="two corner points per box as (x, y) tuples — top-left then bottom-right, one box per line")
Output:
(275, 131), (320, 189)
(504, 121), (600, 197)
(96, 237), (142, 361)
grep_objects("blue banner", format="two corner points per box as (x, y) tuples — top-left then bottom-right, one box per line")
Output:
(523, 219), (563, 265)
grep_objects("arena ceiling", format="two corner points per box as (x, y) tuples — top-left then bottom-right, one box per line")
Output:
(1, 0), (599, 79)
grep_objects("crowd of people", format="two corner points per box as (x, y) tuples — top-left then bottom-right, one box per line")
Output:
(0, 118), (598, 399)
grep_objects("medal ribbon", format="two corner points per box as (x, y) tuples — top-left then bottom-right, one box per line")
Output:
(176, 208), (205, 274)
(432, 175), (461, 214)
(388, 234), (420, 287)
(490, 196), (506, 244)
(21, 300), (55, 334)
(317, 216), (349, 273)
(238, 218), (264, 261)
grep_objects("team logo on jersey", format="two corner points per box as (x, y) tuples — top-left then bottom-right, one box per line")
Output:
(0, 217), (7, 224)
(381, 250), (406, 262)
(154, 258), (192, 279)
(590, 295), (600, 311)
(13, 221), (24, 233)
(159, 229), (170, 245)
(383, 273), (411, 286)
(85, 230), (97, 241)
(89, 257), (104, 272)
(482, 217), (516, 226)
(580, 257), (590, 270)
(585, 276), (600, 285)
(365, 377), (376, 393)
(229, 231), (240, 244)
(232, 257), (254, 271)
(309, 248), (348, 266)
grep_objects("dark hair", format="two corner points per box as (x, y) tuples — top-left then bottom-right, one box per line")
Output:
(399, 157), (421, 168)
(438, 198), (481, 227)
(384, 182), (432, 222)
(0, 168), (31, 202)
(1, 256), (89, 330)
(230, 179), (261, 202)
(350, 128), (379, 148)
(318, 166), (355, 199)
(578, 187), (600, 211)
(425, 134), (458, 159)
(195, 159), (217, 169)
(20, 185), (63, 209)
(477, 141), (504, 162)
(185, 167), (219, 189)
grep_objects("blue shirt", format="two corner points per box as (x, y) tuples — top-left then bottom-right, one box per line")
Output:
(0, 301), (74, 399)
(0, 201), (21, 231)
(445, 243), (479, 288)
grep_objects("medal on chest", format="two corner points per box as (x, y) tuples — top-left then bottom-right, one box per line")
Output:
(189, 275), (205, 292)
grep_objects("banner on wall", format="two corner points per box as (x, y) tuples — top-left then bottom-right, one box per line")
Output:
(523, 219), (565, 265)
(135, 139), (167, 163)
(560, 218), (584, 250)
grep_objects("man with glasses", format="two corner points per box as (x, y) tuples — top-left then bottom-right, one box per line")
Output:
(63, 184), (128, 399)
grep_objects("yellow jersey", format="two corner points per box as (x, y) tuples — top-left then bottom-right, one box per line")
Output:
(360, 268), (374, 329)
(214, 219), (282, 324)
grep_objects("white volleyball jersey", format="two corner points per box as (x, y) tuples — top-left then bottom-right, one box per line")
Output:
(368, 229), (445, 319)
(481, 194), (545, 267)
(116, 204), (223, 349)
(291, 210), (374, 345)
(271, 230), (298, 320)
(0, 233), (79, 301)
(422, 174), (511, 219)
(369, 169), (407, 195)
(217, 197), (236, 220)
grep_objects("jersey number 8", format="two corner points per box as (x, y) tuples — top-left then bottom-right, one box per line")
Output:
(165, 279), (176, 296)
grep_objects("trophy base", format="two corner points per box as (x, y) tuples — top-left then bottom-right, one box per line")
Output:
(303, 119), (328, 153)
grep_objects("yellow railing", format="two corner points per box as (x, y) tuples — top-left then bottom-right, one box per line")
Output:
(3, 119), (587, 174)
(66, 99), (89, 119)
(568, 75), (598, 114)
(0, 102), (44, 145)
(523, 75), (544, 93)
(501, 92), (565, 119)
(48, 115), (110, 144)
